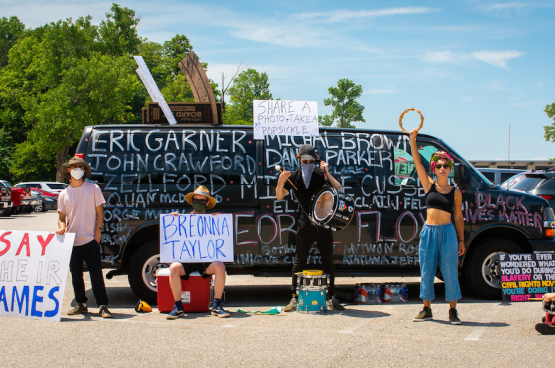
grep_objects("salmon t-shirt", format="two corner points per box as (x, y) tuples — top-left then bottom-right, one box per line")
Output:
(57, 181), (106, 246)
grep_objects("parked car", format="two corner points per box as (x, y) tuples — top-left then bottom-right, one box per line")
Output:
(501, 172), (527, 189)
(72, 124), (555, 303)
(0, 185), (12, 216)
(477, 168), (524, 185)
(509, 170), (555, 209)
(30, 188), (58, 212)
(0, 180), (38, 214)
(15, 181), (67, 194)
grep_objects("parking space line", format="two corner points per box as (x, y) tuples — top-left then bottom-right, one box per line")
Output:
(464, 304), (504, 341)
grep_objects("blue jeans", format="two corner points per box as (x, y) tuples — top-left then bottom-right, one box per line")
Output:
(418, 223), (461, 302)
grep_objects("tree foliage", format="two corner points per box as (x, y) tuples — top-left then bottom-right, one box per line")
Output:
(0, 4), (141, 181)
(322, 78), (365, 128)
(544, 103), (555, 143)
(224, 68), (272, 125)
(0, 4), (223, 182)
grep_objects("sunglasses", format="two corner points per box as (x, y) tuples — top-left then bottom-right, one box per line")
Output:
(300, 160), (315, 164)
(435, 163), (451, 170)
(192, 198), (208, 205)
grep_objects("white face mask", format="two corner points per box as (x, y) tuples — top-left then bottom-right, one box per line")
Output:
(70, 168), (85, 180)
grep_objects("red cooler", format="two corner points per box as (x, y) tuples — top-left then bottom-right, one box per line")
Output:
(156, 268), (212, 313)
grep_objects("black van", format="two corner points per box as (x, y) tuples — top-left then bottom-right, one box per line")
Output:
(75, 125), (555, 302)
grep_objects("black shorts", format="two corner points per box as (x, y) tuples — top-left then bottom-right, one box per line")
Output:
(180, 263), (212, 280)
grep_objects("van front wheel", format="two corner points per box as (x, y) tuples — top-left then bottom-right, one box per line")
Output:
(127, 240), (166, 305)
(464, 237), (522, 299)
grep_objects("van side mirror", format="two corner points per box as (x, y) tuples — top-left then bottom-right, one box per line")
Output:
(453, 163), (468, 187)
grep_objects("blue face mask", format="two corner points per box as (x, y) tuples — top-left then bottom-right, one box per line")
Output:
(301, 163), (313, 188)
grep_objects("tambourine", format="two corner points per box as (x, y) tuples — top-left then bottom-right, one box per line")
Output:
(399, 107), (424, 134)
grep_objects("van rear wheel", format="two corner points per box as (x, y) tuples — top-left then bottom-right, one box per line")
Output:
(127, 240), (166, 305)
(464, 237), (522, 299)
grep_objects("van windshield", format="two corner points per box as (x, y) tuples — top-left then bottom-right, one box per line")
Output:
(438, 138), (493, 187)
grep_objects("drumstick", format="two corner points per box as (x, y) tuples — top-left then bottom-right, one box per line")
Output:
(275, 165), (298, 190)
(529, 297), (555, 301)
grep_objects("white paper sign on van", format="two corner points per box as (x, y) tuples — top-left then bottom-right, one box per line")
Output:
(159, 214), (234, 263)
(253, 100), (319, 140)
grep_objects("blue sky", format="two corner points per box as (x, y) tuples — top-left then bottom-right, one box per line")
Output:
(2, 0), (555, 160)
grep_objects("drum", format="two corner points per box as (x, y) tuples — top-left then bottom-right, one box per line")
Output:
(309, 187), (354, 231)
(297, 270), (328, 313)
(298, 289), (327, 313)
(296, 270), (329, 289)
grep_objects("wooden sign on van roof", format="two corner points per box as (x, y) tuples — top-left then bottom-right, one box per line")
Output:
(179, 51), (219, 125)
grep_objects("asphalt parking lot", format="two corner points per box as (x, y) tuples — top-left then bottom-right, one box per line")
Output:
(1, 212), (553, 367)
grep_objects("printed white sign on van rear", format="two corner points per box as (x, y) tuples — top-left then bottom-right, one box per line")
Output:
(159, 214), (234, 263)
(253, 100), (319, 140)
(0, 230), (75, 322)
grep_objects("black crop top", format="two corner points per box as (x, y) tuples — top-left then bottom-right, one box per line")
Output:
(425, 183), (455, 214)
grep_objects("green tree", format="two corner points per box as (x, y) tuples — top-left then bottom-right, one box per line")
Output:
(0, 16), (25, 69)
(322, 78), (365, 128)
(224, 68), (272, 125)
(544, 103), (555, 143)
(1, 4), (142, 182)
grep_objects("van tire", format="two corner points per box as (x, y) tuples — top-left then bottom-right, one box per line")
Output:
(464, 237), (522, 299)
(127, 240), (164, 305)
(0, 208), (10, 217)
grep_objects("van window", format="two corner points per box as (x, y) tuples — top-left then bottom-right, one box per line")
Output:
(88, 129), (256, 184)
(482, 172), (495, 182)
(393, 138), (453, 186)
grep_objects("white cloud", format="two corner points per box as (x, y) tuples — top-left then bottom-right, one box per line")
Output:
(472, 50), (525, 68)
(422, 51), (456, 63)
(291, 7), (439, 22)
(480, 2), (527, 13)
(421, 49), (524, 68)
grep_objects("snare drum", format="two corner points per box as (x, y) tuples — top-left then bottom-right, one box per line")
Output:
(296, 271), (329, 289)
(309, 187), (354, 231)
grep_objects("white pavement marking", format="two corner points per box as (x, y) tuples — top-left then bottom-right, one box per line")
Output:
(464, 304), (504, 341)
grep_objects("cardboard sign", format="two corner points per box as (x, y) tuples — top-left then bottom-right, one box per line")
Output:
(499, 252), (555, 302)
(253, 100), (319, 140)
(159, 214), (233, 263)
(0, 230), (75, 322)
(134, 56), (178, 125)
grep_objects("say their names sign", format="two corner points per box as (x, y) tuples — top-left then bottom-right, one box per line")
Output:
(499, 252), (555, 302)
(0, 230), (75, 321)
(253, 100), (319, 140)
(159, 214), (233, 263)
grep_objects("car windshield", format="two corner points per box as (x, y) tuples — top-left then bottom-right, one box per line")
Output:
(0, 181), (13, 188)
(511, 176), (549, 192)
(501, 173), (525, 189)
(46, 183), (66, 189)
(437, 138), (493, 187)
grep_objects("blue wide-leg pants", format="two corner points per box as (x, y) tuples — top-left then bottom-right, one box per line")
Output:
(418, 223), (461, 302)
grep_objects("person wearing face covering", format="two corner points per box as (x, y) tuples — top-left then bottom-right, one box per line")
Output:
(276, 144), (345, 311)
(166, 186), (230, 319)
(55, 156), (112, 318)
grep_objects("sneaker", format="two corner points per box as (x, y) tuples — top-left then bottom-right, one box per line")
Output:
(535, 323), (555, 335)
(99, 305), (113, 318)
(413, 307), (433, 322)
(327, 297), (345, 311)
(211, 305), (230, 318)
(283, 296), (298, 312)
(67, 303), (88, 315)
(449, 308), (461, 325)
(167, 305), (185, 320)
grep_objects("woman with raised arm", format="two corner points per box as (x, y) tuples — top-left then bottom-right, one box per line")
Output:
(409, 129), (466, 325)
